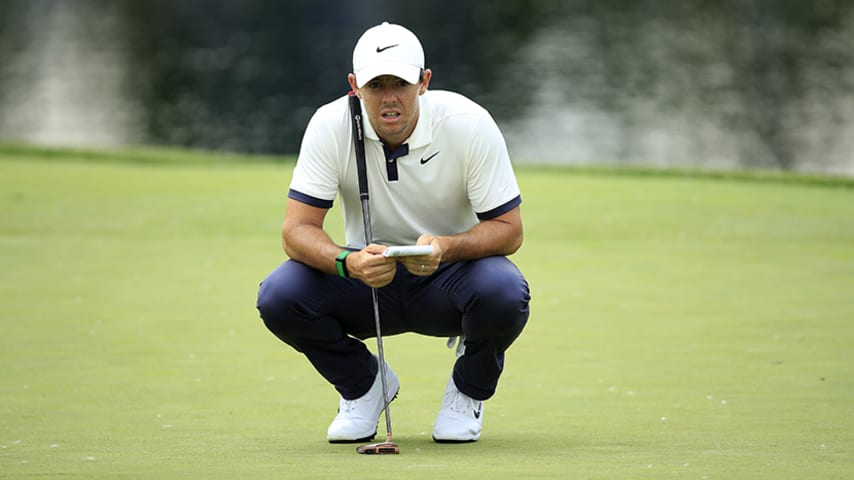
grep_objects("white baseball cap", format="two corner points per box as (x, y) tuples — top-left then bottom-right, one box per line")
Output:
(352, 22), (424, 88)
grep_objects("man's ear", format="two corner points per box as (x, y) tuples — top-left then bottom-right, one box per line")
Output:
(347, 73), (361, 98)
(419, 69), (432, 95)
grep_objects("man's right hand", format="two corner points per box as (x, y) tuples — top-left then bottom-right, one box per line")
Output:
(347, 244), (397, 288)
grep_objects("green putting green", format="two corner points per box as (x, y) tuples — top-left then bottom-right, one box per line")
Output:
(1, 146), (852, 479)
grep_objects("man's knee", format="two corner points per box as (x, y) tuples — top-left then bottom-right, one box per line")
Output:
(257, 260), (356, 347)
(256, 262), (309, 339)
(465, 257), (530, 335)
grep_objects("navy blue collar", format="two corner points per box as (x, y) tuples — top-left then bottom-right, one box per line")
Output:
(382, 143), (409, 182)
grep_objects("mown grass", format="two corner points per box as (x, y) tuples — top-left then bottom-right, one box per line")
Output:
(1, 145), (852, 479)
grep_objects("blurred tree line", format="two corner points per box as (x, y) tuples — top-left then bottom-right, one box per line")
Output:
(1, 0), (852, 173)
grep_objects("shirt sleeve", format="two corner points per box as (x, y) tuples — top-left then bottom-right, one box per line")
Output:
(288, 106), (342, 206)
(466, 112), (522, 217)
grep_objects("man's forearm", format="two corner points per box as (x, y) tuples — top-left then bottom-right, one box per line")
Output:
(435, 212), (523, 263)
(282, 223), (343, 275)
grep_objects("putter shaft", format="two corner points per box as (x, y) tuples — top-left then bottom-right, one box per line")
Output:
(351, 94), (398, 455)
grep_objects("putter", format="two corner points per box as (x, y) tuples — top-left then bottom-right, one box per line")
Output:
(349, 92), (400, 455)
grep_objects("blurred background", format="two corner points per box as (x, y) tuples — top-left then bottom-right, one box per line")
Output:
(1, 0), (852, 175)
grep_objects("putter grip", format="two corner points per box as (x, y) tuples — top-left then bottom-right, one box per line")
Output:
(348, 94), (369, 202)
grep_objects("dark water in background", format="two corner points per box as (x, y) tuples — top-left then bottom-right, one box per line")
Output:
(1, 0), (852, 175)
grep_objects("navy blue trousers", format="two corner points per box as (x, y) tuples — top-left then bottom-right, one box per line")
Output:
(256, 256), (530, 401)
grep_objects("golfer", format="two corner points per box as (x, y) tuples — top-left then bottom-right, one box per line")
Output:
(256, 22), (530, 444)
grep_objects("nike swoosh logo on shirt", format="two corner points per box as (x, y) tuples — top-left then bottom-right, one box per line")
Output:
(420, 152), (439, 165)
(376, 44), (399, 53)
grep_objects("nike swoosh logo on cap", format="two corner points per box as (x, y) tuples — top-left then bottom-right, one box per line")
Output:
(376, 44), (399, 53)
(420, 152), (439, 165)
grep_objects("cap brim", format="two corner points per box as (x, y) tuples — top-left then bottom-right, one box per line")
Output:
(355, 62), (421, 88)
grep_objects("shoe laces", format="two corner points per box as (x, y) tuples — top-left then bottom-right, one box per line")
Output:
(446, 385), (481, 416)
(338, 398), (359, 414)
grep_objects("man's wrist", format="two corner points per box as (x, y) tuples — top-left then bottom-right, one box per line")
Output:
(335, 251), (351, 278)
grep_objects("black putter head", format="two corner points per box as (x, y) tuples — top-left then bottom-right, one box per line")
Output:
(356, 441), (400, 455)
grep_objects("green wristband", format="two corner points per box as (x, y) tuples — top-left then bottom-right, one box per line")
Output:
(335, 251), (351, 278)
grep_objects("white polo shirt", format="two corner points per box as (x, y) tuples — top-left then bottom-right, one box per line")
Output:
(289, 90), (521, 248)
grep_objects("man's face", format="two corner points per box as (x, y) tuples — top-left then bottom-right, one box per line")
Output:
(349, 70), (431, 149)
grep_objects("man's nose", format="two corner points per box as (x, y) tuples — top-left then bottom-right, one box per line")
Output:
(382, 86), (396, 102)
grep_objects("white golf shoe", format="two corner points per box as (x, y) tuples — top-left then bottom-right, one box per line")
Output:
(432, 375), (483, 443)
(326, 360), (399, 443)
